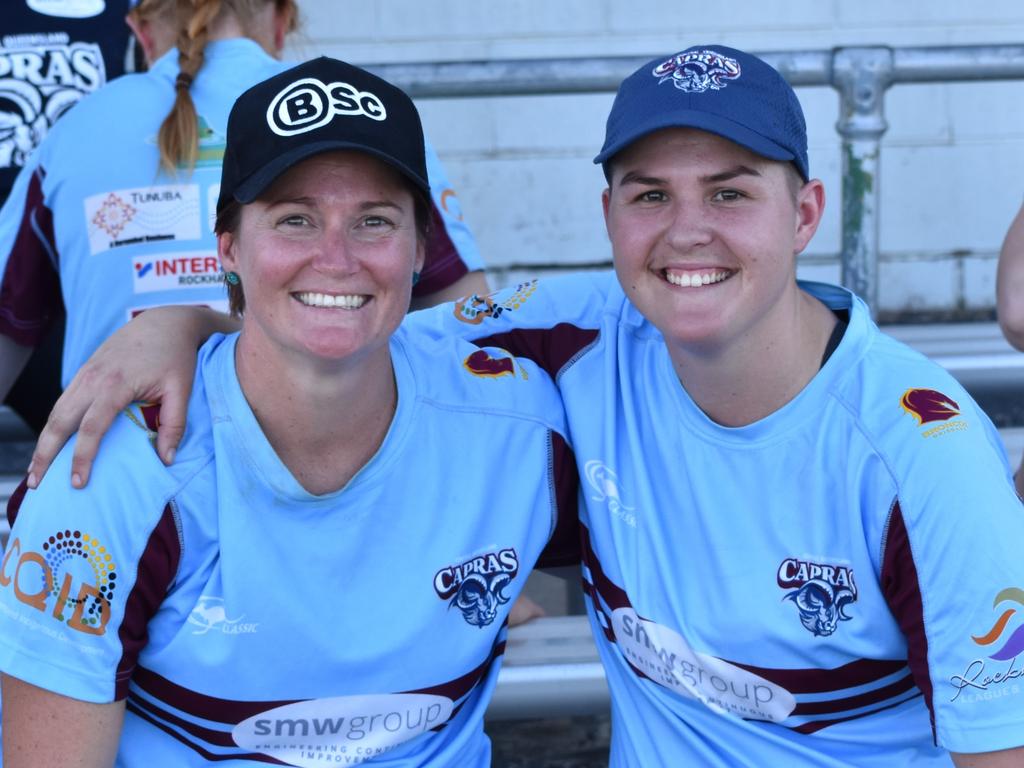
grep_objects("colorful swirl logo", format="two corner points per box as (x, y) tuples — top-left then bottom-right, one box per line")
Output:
(971, 587), (1024, 661)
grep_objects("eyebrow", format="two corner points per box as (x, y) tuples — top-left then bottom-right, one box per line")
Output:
(264, 197), (404, 212)
(617, 164), (763, 187)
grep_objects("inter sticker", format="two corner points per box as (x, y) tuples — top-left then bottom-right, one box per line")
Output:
(133, 252), (223, 294)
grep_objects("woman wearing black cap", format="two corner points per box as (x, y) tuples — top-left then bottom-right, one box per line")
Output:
(0, 58), (577, 767)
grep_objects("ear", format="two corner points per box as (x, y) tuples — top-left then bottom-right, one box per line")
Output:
(271, 5), (292, 56)
(414, 236), (426, 276)
(125, 14), (157, 66)
(218, 231), (239, 274)
(793, 179), (825, 254)
(601, 186), (612, 237)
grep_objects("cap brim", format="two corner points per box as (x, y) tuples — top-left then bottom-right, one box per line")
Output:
(232, 140), (431, 205)
(594, 109), (799, 174)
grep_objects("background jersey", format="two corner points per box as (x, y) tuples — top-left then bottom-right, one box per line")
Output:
(1, 0), (134, 204)
(0, 38), (484, 384)
(0, 328), (578, 766)
(407, 273), (1024, 766)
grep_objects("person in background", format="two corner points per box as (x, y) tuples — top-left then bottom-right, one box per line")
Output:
(33, 44), (1024, 766)
(0, 56), (577, 766)
(0, 0), (487, 428)
(2, 0), (137, 433)
(996, 202), (1024, 498)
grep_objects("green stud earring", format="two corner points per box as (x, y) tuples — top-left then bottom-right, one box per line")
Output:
(225, 271), (241, 286)
(412, 271), (421, 287)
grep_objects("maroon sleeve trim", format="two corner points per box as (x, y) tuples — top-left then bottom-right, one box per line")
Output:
(114, 503), (182, 700)
(536, 430), (581, 568)
(879, 498), (936, 740)
(0, 167), (62, 346)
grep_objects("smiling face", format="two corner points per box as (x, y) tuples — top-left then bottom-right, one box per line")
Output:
(218, 150), (425, 368)
(603, 127), (823, 357)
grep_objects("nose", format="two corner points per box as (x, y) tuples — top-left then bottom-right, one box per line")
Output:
(311, 224), (359, 276)
(664, 198), (713, 251)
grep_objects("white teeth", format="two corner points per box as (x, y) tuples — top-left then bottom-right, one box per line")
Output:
(665, 269), (730, 288)
(295, 292), (367, 309)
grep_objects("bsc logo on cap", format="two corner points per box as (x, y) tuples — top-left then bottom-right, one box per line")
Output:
(266, 77), (387, 137)
(652, 49), (741, 94)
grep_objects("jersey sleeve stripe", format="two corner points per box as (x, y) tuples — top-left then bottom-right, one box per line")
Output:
(114, 503), (182, 699)
(879, 499), (936, 740)
(0, 166), (61, 346)
(473, 325), (600, 388)
(535, 430), (582, 568)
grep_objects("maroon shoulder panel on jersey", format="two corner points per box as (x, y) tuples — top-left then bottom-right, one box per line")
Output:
(879, 499), (936, 739)
(0, 167), (61, 346)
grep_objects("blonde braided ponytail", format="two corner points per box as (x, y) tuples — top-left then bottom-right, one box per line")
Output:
(156, 0), (222, 173)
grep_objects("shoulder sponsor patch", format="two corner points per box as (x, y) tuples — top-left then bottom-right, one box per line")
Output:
(462, 348), (526, 380)
(453, 280), (537, 325)
(0, 529), (117, 636)
(900, 387), (968, 438)
(85, 184), (201, 255)
(950, 587), (1024, 703)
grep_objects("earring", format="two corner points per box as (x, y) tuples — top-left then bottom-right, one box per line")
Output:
(412, 271), (421, 287)
(225, 271), (241, 286)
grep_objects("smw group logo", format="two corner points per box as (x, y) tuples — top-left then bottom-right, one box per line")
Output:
(0, 529), (117, 636)
(900, 387), (967, 439)
(950, 587), (1024, 703)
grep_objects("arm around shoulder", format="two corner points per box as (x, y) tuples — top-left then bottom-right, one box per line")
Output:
(2, 674), (124, 768)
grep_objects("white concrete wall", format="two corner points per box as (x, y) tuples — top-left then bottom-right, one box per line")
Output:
(285, 1), (1024, 317)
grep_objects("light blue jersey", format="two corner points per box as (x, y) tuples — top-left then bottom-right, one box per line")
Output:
(0, 39), (483, 384)
(409, 273), (1024, 766)
(0, 329), (577, 766)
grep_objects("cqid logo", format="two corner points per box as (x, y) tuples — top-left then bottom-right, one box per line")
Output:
(612, 607), (795, 722)
(267, 77), (386, 137)
(233, 693), (454, 766)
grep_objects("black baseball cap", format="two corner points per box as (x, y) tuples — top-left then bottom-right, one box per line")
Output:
(217, 57), (429, 216)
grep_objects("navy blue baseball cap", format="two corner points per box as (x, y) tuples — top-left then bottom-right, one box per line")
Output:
(595, 45), (809, 181)
(218, 57), (429, 216)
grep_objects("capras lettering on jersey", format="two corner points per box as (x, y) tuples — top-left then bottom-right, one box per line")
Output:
(433, 548), (519, 599)
(777, 558), (857, 593)
(0, 43), (103, 91)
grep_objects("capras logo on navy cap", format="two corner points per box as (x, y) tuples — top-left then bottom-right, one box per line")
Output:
(266, 77), (387, 137)
(652, 49), (742, 94)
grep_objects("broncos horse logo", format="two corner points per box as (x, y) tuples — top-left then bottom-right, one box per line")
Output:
(785, 579), (856, 637)
(900, 388), (960, 425)
(450, 572), (513, 628)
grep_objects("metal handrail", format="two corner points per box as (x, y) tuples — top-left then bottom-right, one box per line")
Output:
(370, 44), (1024, 316)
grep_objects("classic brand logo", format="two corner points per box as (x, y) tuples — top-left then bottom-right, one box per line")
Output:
(584, 460), (636, 527)
(232, 693), (454, 767)
(187, 595), (258, 636)
(267, 77), (386, 137)
(0, 530), (117, 635)
(778, 558), (857, 637)
(900, 387), (968, 438)
(652, 49), (742, 93)
(950, 587), (1024, 703)
(434, 548), (519, 628)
